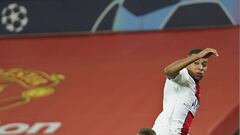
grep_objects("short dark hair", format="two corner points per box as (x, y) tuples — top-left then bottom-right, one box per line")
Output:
(188, 48), (203, 56)
(138, 128), (156, 135)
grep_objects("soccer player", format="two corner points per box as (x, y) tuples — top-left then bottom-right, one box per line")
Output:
(152, 48), (219, 135)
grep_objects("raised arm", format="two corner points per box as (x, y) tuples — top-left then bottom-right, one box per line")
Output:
(164, 48), (219, 79)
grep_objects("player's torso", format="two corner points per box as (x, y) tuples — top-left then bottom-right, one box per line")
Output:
(153, 81), (199, 134)
(153, 69), (201, 135)
(163, 79), (200, 116)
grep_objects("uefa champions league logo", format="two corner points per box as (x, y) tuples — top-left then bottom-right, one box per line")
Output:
(1, 3), (28, 33)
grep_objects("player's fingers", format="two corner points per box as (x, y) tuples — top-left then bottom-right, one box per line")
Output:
(212, 50), (219, 57)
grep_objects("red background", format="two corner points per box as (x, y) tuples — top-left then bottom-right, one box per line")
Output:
(0, 27), (239, 135)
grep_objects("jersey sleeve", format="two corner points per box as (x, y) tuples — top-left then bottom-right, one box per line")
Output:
(170, 68), (192, 86)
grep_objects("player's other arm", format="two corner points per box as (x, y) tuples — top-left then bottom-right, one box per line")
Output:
(164, 48), (219, 79)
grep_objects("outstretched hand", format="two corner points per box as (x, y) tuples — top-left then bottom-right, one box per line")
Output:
(197, 48), (219, 58)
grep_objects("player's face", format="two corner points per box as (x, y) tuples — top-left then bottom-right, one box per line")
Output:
(187, 55), (208, 81)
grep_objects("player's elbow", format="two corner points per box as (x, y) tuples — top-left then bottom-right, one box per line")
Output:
(164, 67), (176, 79)
(164, 67), (169, 75)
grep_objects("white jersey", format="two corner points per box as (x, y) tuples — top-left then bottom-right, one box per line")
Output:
(152, 68), (200, 135)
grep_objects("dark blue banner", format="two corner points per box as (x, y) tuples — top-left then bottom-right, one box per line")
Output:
(0, 0), (239, 36)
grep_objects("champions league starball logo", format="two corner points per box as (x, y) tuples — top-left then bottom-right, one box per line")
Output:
(1, 3), (28, 33)
(0, 68), (65, 111)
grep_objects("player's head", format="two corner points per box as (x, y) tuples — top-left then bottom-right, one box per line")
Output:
(187, 48), (208, 82)
(137, 128), (156, 135)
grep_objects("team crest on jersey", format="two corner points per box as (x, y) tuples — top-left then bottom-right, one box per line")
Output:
(183, 99), (199, 116)
(0, 68), (65, 111)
